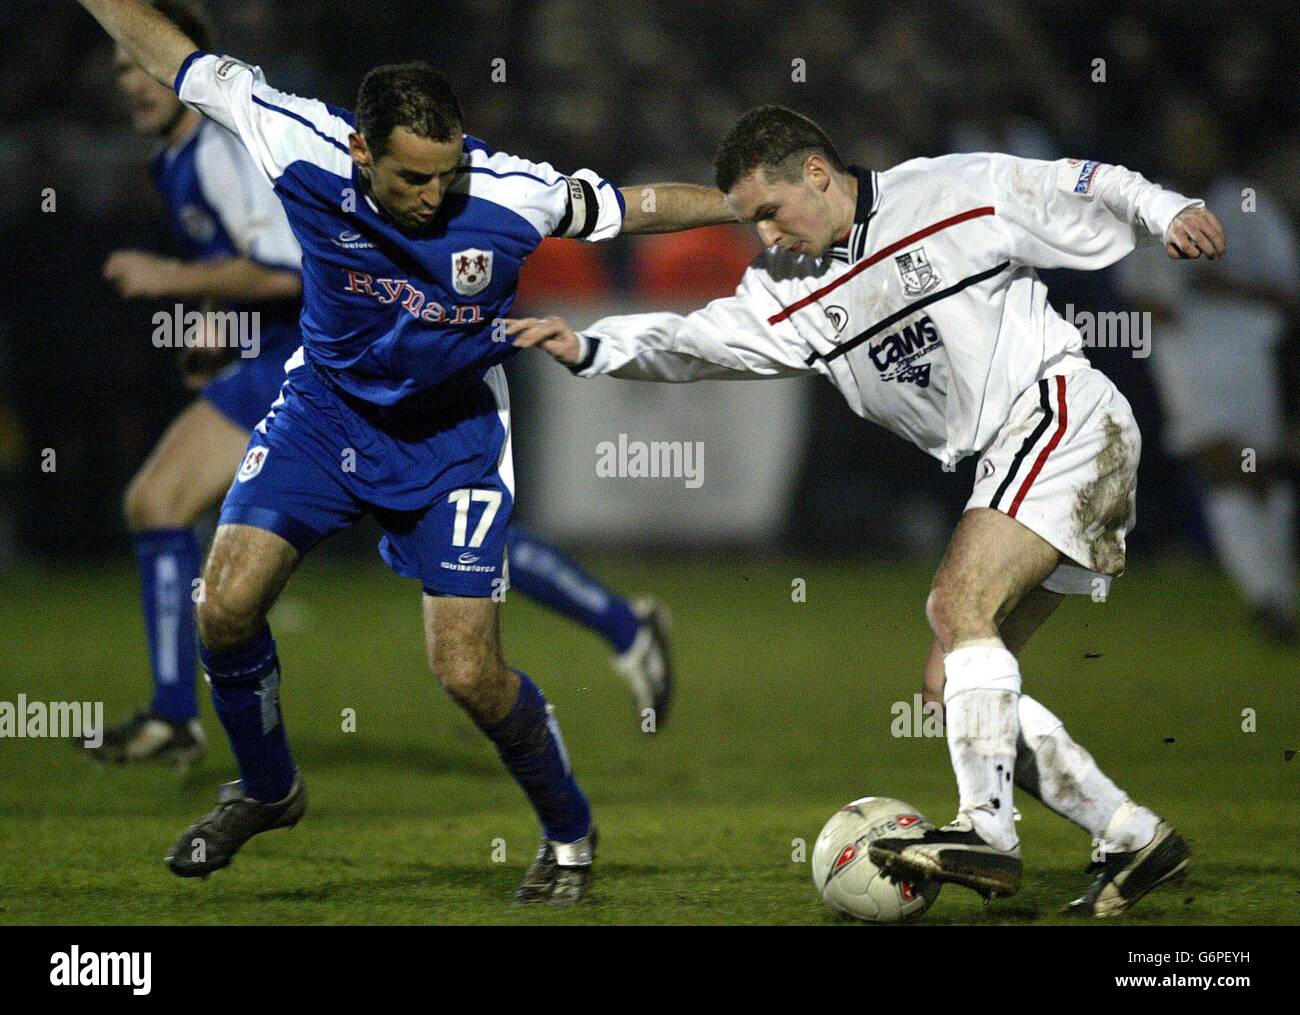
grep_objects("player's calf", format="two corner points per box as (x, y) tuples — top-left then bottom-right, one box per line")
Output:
(425, 594), (596, 901)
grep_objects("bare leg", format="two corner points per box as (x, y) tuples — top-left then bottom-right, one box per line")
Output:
(423, 593), (594, 885)
(123, 399), (251, 531)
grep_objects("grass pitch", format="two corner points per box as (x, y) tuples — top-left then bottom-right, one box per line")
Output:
(0, 555), (1294, 924)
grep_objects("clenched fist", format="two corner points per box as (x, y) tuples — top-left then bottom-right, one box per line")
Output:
(103, 249), (182, 298)
(1165, 207), (1226, 260)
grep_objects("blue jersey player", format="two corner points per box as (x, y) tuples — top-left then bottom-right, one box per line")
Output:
(78, 0), (733, 903)
(90, 0), (678, 773)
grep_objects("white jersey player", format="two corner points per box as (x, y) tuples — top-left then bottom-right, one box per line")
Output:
(508, 106), (1226, 915)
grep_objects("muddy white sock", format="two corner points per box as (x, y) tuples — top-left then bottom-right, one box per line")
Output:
(1099, 798), (1160, 855)
(943, 639), (1020, 851)
(1015, 694), (1133, 843)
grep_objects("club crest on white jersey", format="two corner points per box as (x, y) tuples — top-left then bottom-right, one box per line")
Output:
(895, 246), (940, 296)
(237, 445), (269, 482)
(451, 248), (493, 296)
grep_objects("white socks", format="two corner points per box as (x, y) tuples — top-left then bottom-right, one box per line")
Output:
(1204, 484), (1297, 616)
(943, 639), (1021, 851)
(1015, 694), (1158, 854)
(941, 644), (1160, 856)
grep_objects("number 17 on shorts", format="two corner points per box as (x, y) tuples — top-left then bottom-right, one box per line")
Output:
(448, 488), (503, 549)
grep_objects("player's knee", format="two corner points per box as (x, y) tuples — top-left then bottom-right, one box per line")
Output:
(430, 642), (486, 700)
(196, 580), (265, 652)
(121, 472), (191, 531)
(925, 586), (958, 646)
(926, 585), (997, 650)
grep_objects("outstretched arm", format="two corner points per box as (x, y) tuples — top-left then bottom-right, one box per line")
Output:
(103, 251), (301, 302)
(77, 0), (199, 87)
(983, 153), (1225, 270)
(505, 293), (815, 384)
(617, 183), (736, 234)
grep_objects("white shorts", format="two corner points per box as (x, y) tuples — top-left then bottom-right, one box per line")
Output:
(966, 368), (1141, 596)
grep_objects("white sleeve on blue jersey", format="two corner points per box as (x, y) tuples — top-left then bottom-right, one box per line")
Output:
(458, 146), (624, 242)
(175, 51), (353, 184)
(194, 122), (302, 270)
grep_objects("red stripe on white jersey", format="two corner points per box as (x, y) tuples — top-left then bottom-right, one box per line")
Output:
(766, 206), (996, 325)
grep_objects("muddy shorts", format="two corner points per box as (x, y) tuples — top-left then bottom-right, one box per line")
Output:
(966, 368), (1141, 598)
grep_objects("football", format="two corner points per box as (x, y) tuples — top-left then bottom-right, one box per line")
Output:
(811, 796), (942, 923)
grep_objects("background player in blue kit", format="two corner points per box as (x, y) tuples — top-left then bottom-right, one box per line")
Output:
(90, 0), (303, 765)
(77, 0), (732, 903)
(87, 0), (676, 770)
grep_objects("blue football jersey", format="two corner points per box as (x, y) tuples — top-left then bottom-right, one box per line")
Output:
(174, 51), (625, 406)
(149, 115), (304, 341)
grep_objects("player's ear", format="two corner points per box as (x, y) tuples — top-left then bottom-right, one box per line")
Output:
(805, 154), (831, 192)
(349, 132), (372, 168)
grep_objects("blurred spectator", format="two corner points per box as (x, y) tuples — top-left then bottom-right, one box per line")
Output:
(1118, 97), (1299, 644)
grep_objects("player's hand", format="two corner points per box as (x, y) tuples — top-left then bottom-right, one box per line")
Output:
(179, 347), (234, 390)
(102, 249), (182, 298)
(504, 316), (583, 366)
(1165, 207), (1225, 260)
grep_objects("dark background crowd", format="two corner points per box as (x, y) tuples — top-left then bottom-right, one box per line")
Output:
(1, 0), (1296, 563)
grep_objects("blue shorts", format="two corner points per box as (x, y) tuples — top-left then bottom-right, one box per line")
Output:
(219, 352), (515, 597)
(201, 327), (300, 432)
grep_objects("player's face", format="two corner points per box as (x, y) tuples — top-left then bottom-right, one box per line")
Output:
(112, 46), (185, 136)
(726, 164), (840, 258)
(353, 127), (464, 232)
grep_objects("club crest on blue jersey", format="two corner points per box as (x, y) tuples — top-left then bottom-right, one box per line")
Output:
(451, 248), (493, 296)
(179, 204), (217, 244)
(237, 446), (269, 482)
(895, 247), (940, 297)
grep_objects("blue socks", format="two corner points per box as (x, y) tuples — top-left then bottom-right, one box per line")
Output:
(476, 672), (591, 844)
(199, 626), (296, 802)
(133, 528), (201, 723)
(505, 526), (640, 654)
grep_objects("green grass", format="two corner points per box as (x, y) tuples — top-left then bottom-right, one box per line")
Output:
(0, 555), (1294, 924)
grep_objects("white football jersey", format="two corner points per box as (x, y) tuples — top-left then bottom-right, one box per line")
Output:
(573, 153), (1200, 468)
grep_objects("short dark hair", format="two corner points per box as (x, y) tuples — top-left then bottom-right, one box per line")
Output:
(714, 105), (845, 193)
(150, 0), (216, 53)
(355, 62), (463, 160)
